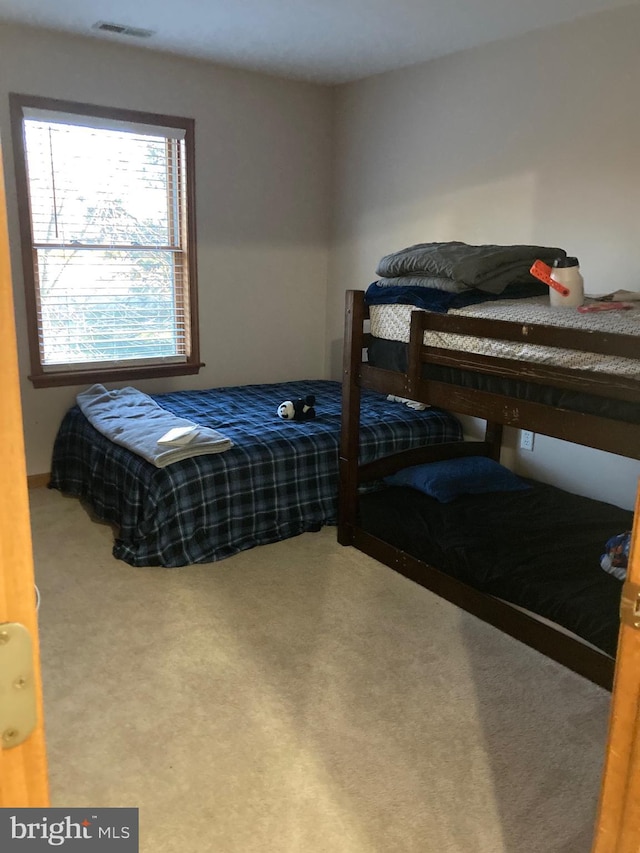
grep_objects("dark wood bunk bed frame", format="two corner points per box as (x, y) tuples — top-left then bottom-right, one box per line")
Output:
(338, 289), (640, 691)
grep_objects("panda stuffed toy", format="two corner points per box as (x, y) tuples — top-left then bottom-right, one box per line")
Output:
(277, 394), (316, 421)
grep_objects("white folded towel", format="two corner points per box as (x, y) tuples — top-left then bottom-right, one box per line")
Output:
(76, 384), (233, 468)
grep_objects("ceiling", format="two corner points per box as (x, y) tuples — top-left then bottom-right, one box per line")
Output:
(0, 0), (636, 84)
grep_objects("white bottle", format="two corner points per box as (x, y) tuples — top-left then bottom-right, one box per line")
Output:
(549, 256), (584, 308)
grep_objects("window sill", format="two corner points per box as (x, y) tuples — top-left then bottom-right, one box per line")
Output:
(29, 362), (205, 389)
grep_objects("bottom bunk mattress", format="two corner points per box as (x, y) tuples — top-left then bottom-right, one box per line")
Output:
(357, 480), (633, 657)
(50, 379), (462, 567)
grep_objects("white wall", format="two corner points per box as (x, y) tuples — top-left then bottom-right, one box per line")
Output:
(0, 23), (334, 475)
(328, 5), (640, 510)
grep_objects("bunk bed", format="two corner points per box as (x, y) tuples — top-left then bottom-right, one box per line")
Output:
(338, 289), (640, 690)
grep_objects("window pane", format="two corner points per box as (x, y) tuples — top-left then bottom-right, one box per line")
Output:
(36, 248), (185, 365)
(24, 121), (177, 248)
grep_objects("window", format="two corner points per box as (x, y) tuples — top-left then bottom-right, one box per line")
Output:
(10, 94), (201, 388)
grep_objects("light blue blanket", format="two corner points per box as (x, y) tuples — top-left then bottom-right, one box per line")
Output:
(76, 384), (233, 468)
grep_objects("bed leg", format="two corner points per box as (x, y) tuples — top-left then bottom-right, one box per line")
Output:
(484, 421), (503, 461)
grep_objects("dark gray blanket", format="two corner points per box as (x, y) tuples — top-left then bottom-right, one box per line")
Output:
(376, 242), (566, 294)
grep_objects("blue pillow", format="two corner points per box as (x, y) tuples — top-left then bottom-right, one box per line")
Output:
(384, 456), (531, 503)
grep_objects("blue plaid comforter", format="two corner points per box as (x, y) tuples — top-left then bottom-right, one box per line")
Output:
(49, 380), (462, 567)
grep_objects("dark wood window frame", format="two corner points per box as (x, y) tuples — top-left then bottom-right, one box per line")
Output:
(9, 94), (203, 388)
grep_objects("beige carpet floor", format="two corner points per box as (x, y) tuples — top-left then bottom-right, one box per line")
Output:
(29, 487), (611, 853)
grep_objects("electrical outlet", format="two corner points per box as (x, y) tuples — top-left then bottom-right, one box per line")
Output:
(520, 430), (535, 452)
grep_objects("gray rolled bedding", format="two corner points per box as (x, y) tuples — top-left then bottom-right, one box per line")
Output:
(376, 241), (566, 293)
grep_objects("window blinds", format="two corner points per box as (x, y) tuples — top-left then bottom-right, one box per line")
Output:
(23, 116), (190, 369)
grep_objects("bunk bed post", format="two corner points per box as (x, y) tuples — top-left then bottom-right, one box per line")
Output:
(483, 421), (503, 461)
(338, 290), (366, 546)
(406, 309), (424, 400)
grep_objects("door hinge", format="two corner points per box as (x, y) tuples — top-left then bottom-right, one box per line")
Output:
(620, 581), (640, 630)
(0, 622), (37, 749)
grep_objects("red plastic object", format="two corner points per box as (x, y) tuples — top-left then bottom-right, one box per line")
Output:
(577, 302), (634, 313)
(530, 260), (570, 297)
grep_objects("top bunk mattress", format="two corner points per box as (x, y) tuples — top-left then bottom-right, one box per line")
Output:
(369, 296), (640, 377)
(367, 296), (640, 423)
